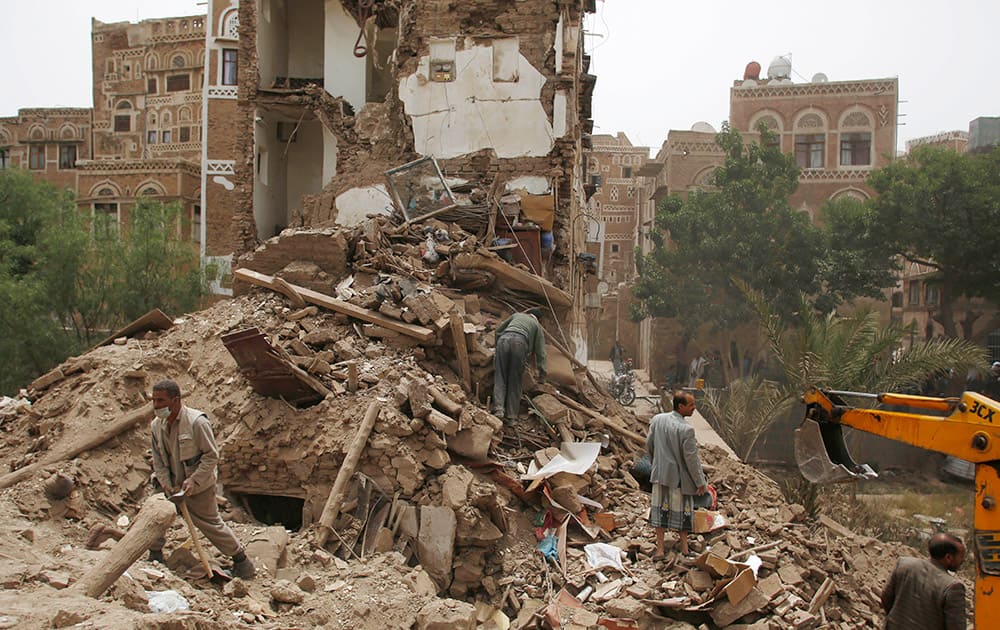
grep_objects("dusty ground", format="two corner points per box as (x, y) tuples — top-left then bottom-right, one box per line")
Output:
(0, 279), (973, 629)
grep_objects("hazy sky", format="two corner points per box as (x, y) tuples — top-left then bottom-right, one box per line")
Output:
(587, 0), (1000, 154)
(2, 0), (997, 154)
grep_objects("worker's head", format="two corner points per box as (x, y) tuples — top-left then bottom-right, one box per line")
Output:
(524, 307), (544, 320)
(928, 532), (966, 571)
(673, 391), (696, 417)
(992, 361), (1000, 375)
(152, 379), (182, 421)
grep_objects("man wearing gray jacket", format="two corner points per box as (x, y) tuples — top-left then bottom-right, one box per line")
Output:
(149, 379), (255, 579)
(646, 390), (707, 558)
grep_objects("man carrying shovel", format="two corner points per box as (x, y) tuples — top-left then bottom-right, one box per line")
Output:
(148, 379), (255, 580)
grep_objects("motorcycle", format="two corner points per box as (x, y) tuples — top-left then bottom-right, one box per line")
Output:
(608, 363), (636, 405)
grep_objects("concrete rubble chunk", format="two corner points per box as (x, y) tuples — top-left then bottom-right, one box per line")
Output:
(270, 579), (306, 604)
(417, 506), (456, 590)
(415, 597), (476, 630)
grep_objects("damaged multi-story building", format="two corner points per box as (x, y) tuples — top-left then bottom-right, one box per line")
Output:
(203, 0), (598, 356)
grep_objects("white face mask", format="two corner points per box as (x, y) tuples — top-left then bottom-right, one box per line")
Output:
(153, 406), (172, 419)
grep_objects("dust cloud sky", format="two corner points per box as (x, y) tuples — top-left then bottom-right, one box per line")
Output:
(2, 0), (997, 154)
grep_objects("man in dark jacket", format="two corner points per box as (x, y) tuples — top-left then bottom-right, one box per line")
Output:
(881, 532), (966, 629)
(492, 307), (547, 421)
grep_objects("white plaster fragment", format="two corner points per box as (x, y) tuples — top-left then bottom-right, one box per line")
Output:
(335, 185), (394, 227)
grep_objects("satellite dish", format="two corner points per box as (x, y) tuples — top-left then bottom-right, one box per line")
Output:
(597, 281), (609, 296)
(812, 72), (828, 83)
(741, 79), (757, 87)
(691, 121), (716, 133)
(767, 55), (792, 80)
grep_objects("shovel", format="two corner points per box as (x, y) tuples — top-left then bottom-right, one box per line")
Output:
(168, 491), (231, 583)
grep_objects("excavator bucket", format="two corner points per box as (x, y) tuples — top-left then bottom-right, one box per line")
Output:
(794, 418), (877, 484)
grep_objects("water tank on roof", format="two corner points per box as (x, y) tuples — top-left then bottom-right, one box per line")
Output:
(744, 61), (761, 80)
(812, 72), (828, 83)
(767, 55), (792, 80)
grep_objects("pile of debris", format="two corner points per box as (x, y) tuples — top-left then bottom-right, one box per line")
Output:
(0, 220), (968, 628)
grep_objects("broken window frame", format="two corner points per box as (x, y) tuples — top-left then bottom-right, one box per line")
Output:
(384, 156), (457, 222)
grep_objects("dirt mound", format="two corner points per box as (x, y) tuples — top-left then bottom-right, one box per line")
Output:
(0, 224), (962, 628)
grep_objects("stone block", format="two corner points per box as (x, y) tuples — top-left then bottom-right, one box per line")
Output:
(415, 597), (476, 630)
(417, 506), (456, 590)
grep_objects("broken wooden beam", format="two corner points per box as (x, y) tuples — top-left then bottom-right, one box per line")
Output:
(452, 253), (572, 308)
(0, 402), (153, 490)
(429, 385), (463, 418)
(72, 494), (176, 598)
(234, 268), (435, 343)
(548, 391), (645, 448)
(317, 400), (381, 547)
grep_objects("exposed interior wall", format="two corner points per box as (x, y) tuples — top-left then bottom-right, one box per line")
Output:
(399, 42), (554, 159)
(253, 109), (288, 238)
(324, 0), (366, 111)
(288, 0), (323, 78)
(285, 119), (324, 222)
(256, 0), (288, 88)
(322, 127), (337, 183)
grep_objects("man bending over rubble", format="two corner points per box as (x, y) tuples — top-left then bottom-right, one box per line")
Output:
(492, 307), (547, 421)
(881, 531), (966, 629)
(646, 390), (707, 560)
(148, 379), (255, 579)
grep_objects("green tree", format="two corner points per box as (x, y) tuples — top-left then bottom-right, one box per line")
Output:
(867, 145), (1000, 338)
(632, 124), (894, 382)
(0, 171), (209, 392)
(745, 287), (985, 396)
(0, 170), (86, 391)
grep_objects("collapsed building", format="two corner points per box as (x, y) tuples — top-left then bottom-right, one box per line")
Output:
(0, 2), (975, 629)
(0, 216), (969, 628)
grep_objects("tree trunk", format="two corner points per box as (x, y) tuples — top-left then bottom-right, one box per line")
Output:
(73, 494), (176, 598)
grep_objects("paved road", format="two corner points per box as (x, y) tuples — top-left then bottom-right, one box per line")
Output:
(588, 360), (739, 460)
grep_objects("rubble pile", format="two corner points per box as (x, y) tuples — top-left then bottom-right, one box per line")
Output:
(0, 221), (966, 628)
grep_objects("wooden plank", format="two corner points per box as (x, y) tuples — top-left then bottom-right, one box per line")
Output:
(96, 308), (174, 348)
(452, 253), (572, 308)
(317, 401), (381, 547)
(548, 390), (646, 448)
(0, 403), (153, 490)
(73, 495), (177, 598)
(449, 312), (472, 392)
(235, 268), (435, 342)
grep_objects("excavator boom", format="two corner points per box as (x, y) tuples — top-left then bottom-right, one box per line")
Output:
(796, 386), (1000, 628)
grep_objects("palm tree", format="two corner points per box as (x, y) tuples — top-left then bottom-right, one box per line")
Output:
(699, 284), (985, 461)
(745, 288), (985, 396)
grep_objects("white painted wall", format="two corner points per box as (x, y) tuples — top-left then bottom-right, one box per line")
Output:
(553, 90), (567, 138)
(285, 120), (324, 220)
(256, 0), (288, 88)
(399, 42), (554, 159)
(324, 0), (366, 111)
(253, 112), (288, 239)
(335, 185), (394, 226)
(288, 0), (324, 78)
(322, 127), (337, 184)
(507, 176), (550, 194)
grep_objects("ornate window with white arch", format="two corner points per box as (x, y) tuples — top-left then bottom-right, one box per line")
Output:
(220, 9), (239, 40)
(838, 109), (873, 167)
(793, 110), (828, 169)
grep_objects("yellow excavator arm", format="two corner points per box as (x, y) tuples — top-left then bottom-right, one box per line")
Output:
(797, 387), (1000, 629)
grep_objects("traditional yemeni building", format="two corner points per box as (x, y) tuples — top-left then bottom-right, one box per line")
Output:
(729, 57), (898, 219)
(80, 16), (206, 238)
(629, 58), (900, 384)
(904, 130), (969, 154)
(0, 108), (92, 191)
(581, 133), (649, 363)
(0, 16), (207, 242)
